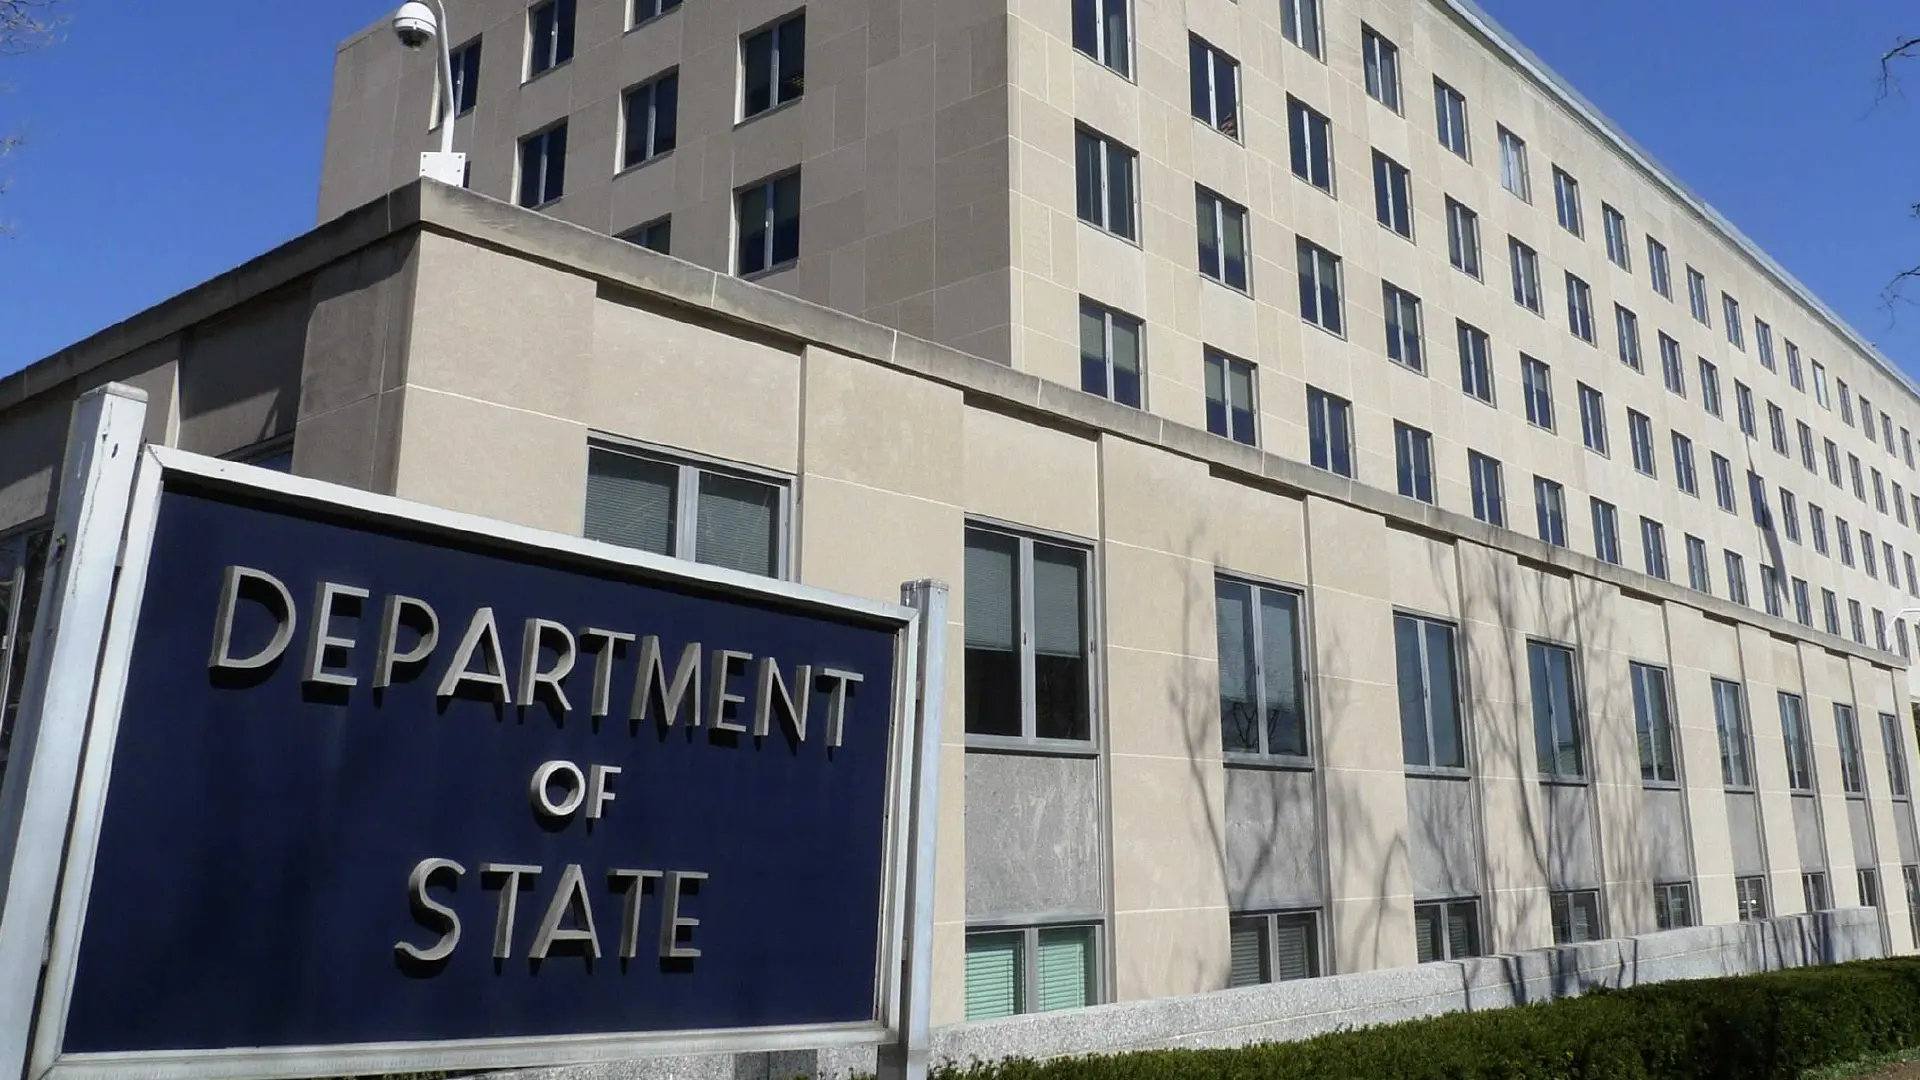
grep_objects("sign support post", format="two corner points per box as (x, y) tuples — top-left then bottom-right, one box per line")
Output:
(0, 386), (147, 1080)
(878, 579), (948, 1080)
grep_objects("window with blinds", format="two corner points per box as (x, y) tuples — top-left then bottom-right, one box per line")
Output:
(963, 932), (1022, 1020)
(964, 924), (1098, 1019)
(583, 445), (786, 578)
(0, 528), (49, 770)
(1215, 577), (1309, 759)
(1653, 882), (1694, 930)
(1735, 875), (1768, 921)
(964, 527), (1093, 744)
(1035, 927), (1095, 1011)
(1228, 912), (1320, 987)
(1413, 899), (1480, 962)
(1549, 889), (1603, 944)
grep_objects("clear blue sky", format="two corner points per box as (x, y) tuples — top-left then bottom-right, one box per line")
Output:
(0, 0), (1915, 379)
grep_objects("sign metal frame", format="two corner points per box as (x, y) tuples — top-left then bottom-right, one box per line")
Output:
(19, 443), (933, 1080)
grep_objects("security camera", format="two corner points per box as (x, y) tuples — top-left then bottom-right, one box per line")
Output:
(392, 1), (439, 49)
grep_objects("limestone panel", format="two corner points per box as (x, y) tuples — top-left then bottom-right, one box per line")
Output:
(1224, 766), (1324, 910)
(962, 406), (1098, 541)
(1726, 794), (1766, 877)
(1642, 788), (1693, 883)
(1405, 776), (1480, 900)
(1794, 795), (1828, 871)
(962, 751), (1103, 920)
(389, 387), (590, 533)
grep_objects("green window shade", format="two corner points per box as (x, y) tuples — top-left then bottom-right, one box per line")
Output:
(1446, 903), (1479, 958)
(964, 933), (1022, 1020)
(693, 472), (780, 577)
(1036, 927), (1093, 1012)
(1272, 914), (1317, 981)
(1413, 905), (1439, 963)
(1228, 918), (1267, 988)
(584, 448), (677, 555)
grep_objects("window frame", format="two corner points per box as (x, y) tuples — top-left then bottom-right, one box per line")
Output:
(1653, 881), (1695, 930)
(1602, 204), (1630, 269)
(1615, 304), (1642, 371)
(1228, 910), (1323, 986)
(1372, 150), (1414, 239)
(1498, 126), (1530, 201)
(1286, 96), (1334, 194)
(1522, 355), (1554, 431)
(1565, 273), (1595, 344)
(1216, 573), (1315, 765)
(1445, 197), (1481, 278)
(1628, 410), (1656, 476)
(1196, 186), (1251, 293)
(1509, 237), (1542, 314)
(1296, 239), (1346, 336)
(526, 0), (577, 80)
(1360, 25), (1400, 111)
(1836, 703), (1867, 796)
(738, 10), (807, 121)
(1395, 422), (1437, 504)
(1640, 517), (1668, 581)
(1458, 321), (1494, 404)
(1736, 875), (1769, 921)
(1382, 282), (1425, 373)
(1578, 383), (1607, 456)
(1551, 167), (1583, 237)
(963, 521), (1100, 753)
(619, 68), (680, 170)
(1647, 236), (1672, 299)
(516, 120), (569, 208)
(1071, 0), (1132, 77)
(1306, 385), (1355, 477)
(1396, 611), (1468, 775)
(1280, 0), (1323, 59)
(1529, 638), (1586, 782)
(963, 922), (1104, 1019)
(1711, 677), (1754, 791)
(1413, 897), (1483, 962)
(1433, 78), (1470, 159)
(1549, 888), (1605, 945)
(1078, 298), (1144, 409)
(734, 168), (803, 277)
(1204, 348), (1258, 446)
(584, 438), (794, 578)
(1632, 661), (1679, 785)
(1469, 450), (1505, 527)
(1188, 35), (1241, 138)
(1074, 126), (1139, 242)
(1590, 497), (1620, 565)
(1534, 476), (1568, 548)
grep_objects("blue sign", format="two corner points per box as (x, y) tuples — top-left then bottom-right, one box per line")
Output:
(55, 477), (908, 1055)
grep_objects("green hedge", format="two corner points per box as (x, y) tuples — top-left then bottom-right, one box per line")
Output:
(932, 957), (1920, 1080)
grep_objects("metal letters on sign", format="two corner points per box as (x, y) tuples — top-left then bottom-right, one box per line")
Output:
(21, 447), (929, 1080)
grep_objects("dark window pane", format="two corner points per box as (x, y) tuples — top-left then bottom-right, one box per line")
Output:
(543, 124), (567, 201)
(964, 531), (1021, 737)
(518, 135), (542, 207)
(1075, 132), (1100, 223)
(555, 0), (576, 64)
(1261, 590), (1305, 755)
(1216, 581), (1259, 753)
(1072, 0), (1099, 55)
(1033, 544), (1089, 740)
(1396, 617), (1428, 767)
(777, 14), (806, 105)
(1189, 38), (1209, 120)
(1426, 622), (1462, 768)
(653, 73), (678, 154)
(770, 174), (801, 266)
(737, 186), (768, 274)
(744, 29), (774, 115)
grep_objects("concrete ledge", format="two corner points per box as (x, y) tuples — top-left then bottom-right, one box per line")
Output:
(481, 909), (1883, 1080)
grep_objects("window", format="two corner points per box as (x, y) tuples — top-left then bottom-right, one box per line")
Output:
(1361, 26), (1400, 110)
(1736, 382), (1756, 438)
(1699, 359), (1722, 417)
(632, 0), (681, 24)
(1648, 237), (1672, 299)
(621, 71), (679, 168)
(1850, 599), (1866, 644)
(1804, 872), (1831, 912)
(1382, 283), (1424, 371)
(1458, 322), (1493, 403)
(1827, 439), (1843, 486)
(1434, 79), (1469, 158)
(1297, 240), (1344, 334)
(964, 926), (1098, 1019)
(1509, 238), (1542, 313)
(1216, 578), (1309, 758)
(1813, 361), (1830, 408)
(1885, 712), (1910, 798)
(517, 122), (568, 207)
(1861, 868), (1882, 911)
(1673, 433), (1698, 496)
(1204, 350), (1256, 446)
(1823, 589), (1840, 635)
(1498, 127), (1530, 200)
(1446, 198), (1481, 277)
(735, 171), (801, 275)
(1565, 274), (1595, 343)
(1396, 614), (1464, 770)
(1756, 320), (1776, 370)
(1909, 552), (1919, 595)
(1861, 397), (1875, 437)
(1736, 876), (1769, 922)
(1578, 384), (1607, 454)
(1071, 0), (1130, 76)
(1075, 128), (1137, 240)
(1885, 413), (1897, 454)
(1523, 356), (1554, 429)
(1723, 295), (1744, 348)
(440, 38), (481, 122)
(964, 526), (1093, 743)
(1877, 469), (1889, 512)
(1712, 679), (1753, 788)
(1685, 535), (1710, 593)
(585, 445), (787, 576)
(1591, 499), (1620, 564)
(1851, 454), (1865, 500)
(1686, 266), (1710, 325)
(1654, 882), (1695, 930)
(1769, 403), (1788, 456)
(1906, 428), (1915, 468)
(1837, 704), (1866, 794)
(1287, 97), (1333, 192)
(1280, 0), (1322, 58)
(1373, 152), (1413, 238)
(1641, 518), (1668, 580)
(1616, 306), (1642, 370)
(1469, 451), (1505, 527)
(1788, 341), (1806, 390)
(1530, 640), (1583, 778)
(1724, 550), (1747, 606)
(1196, 188), (1250, 291)
(1761, 563), (1784, 617)
(1711, 453), (1736, 513)
(528, 0), (576, 77)
(1780, 488), (1800, 542)
(1778, 692), (1815, 792)
(1628, 410), (1656, 476)
(1900, 483), (1911, 526)
(1550, 890), (1603, 945)
(1307, 387), (1354, 477)
(741, 12), (805, 118)
(1800, 421), (1817, 473)
(1079, 299), (1143, 408)
(1660, 333), (1685, 396)
(1792, 578), (1812, 626)
(1534, 477), (1567, 548)
(1189, 37), (1240, 137)
(1552, 167), (1582, 236)
(618, 216), (671, 254)
(1838, 516), (1855, 565)
(0, 530), (51, 756)
(1414, 899), (1482, 962)
(1633, 663), (1678, 782)
(1602, 204), (1630, 269)
(1396, 423), (1436, 504)
(1229, 912), (1321, 986)
(1811, 503), (1829, 554)
(1908, 869), (1920, 947)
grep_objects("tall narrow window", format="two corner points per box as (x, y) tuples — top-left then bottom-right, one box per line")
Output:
(964, 527), (1093, 743)
(1079, 299), (1143, 408)
(1522, 355), (1554, 430)
(1498, 126), (1530, 201)
(741, 11), (805, 118)
(1711, 452), (1736, 512)
(1297, 240), (1344, 334)
(1281, 0), (1322, 57)
(1529, 640), (1584, 779)
(1534, 476), (1567, 548)
(1632, 663), (1677, 783)
(1382, 282), (1424, 372)
(1883, 712), (1911, 799)
(1509, 238), (1541, 313)
(1552, 167), (1582, 236)
(1196, 187), (1250, 291)
(585, 445), (788, 577)
(1591, 498), (1620, 564)
(528, 0), (576, 77)
(1687, 266), (1710, 325)
(1723, 294), (1744, 348)
(964, 926), (1099, 1018)
(1699, 359), (1722, 417)
(517, 122), (568, 207)
(1189, 37), (1240, 137)
(1287, 97), (1333, 192)
(1736, 876), (1769, 922)
(1672, 433), (1698, 496)
(1397, 614), (1464, 769)
(633, 0), (683, 26)
(1810, 503), (1828, 554)
(1779, 488), (1800, 542)
(1836, 704), (1866, 795)
(1616, 305), (1642, 370)
(1395, 422), (1435, 504)
(1075, 128), (1137, 240)
(1724, 551), (1747, 606)
(1550, 890), (1604, 945)
(622, 71), (679, 168)
(1769, 403), (1788, 455)
(735, 170), (801, 275)
(1216, 578), (1309, 758)
(1780, 692), (1814, 791)
(1647, 237), (1672, 299)
(1071, 0), (1130, 76)
(1685, 535), (1710, 594)
(1434, 79), (1469, 158)
(1414, 899), (1482, 962)
(1756, 319), (1776, 370)
(1578, 383), (1607, 454)
(1446, 198), (1481, 278)
(1307, 387), (1354, 477)
(441, 38), (481, 122)
(1204, 349), (1257, 446)
(1813, 361), (1830, 408)
(1788, 341), (1805, 390)
(1799, 421), (1817, 473)
(1565, 273), (1595, 343)
(1362, 27), (1400, 111)
(1602, 204), (1630, 269)
(1712, 679), (1752, 788)
(1458, 321), (1493, 403)
(1469, 451), (1505, 527)
(1628, 410), (1656, 476)
(1373, 151), (1413, 238)
(1822, 589), (1840, 635)
(1805, 872), (1831, 912)
(1660, 333), (1685, 396)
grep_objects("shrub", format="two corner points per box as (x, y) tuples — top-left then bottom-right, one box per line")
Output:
(932, 957), (1920, 1080)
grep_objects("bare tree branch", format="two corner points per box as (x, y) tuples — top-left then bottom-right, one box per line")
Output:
(1878, 35), (1920, 101)
(0, 0), (62, 56)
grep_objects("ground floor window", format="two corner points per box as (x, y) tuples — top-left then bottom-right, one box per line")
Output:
(1735, 875), (1768, 921)
(583, 443), (789, 578)
(1228, 910), (1320, 986)
(1653, 881), (1694, 930)
(1550, 888), (1604, 944)
(964, 924), (1100, 1020)
(1803, 871), (1830, 912)
(1414, 898), (1481, 962)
